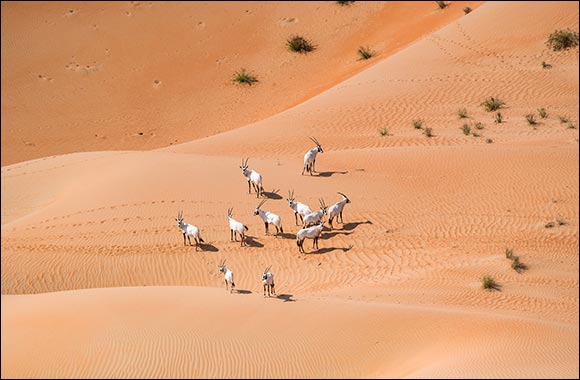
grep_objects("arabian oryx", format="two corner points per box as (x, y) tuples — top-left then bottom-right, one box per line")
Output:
(327, 192), (351, 229)
(228, 208), (249, 246)
(240, 157), (264, 198)
(261, 265), (275, 297)
(301, 198), (328, 228)
(302, 136), (324, 175)
(175, 211), (204, 250)
(287, 190), (312, 226)
(296, 220), (325, 253)
(253, 199), (284, 236)
(218, 259), (235, 293)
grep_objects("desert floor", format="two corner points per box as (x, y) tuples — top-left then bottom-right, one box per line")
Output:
(2, 1), (578, 378)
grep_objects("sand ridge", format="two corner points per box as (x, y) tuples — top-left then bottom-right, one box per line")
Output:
(1, 1), (579, 378)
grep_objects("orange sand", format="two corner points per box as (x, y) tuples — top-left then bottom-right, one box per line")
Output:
(1, 1), (578, 378)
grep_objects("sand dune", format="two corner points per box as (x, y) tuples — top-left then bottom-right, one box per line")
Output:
(1, 1), (578, 378)
(1, 1), (480, 166)
(2, 286), (578, 379)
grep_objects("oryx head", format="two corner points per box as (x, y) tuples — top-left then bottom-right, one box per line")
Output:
(175, 211), (184, 227)
(254, 199), (267, 216)
(227, 208), (234, 219)
(262, 265), (272, 281)
(310, 137), (323, 153)
(240, 157), (249, 175)
(287, 190), (296, 207)
(319, 198), (328, 214)
(219, 259), (227, 274)
(338, 192), (351, 204)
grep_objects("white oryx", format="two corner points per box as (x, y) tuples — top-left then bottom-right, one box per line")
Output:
(218, 259), (235, 293)
(328, 192), (351, 229)
(287, 190), (313, 226)
(175, 211), (204, 250)
(296, 220), (325, 253)
(302, 136), (324, 175)
(302, 198), (328, 228)
(261, 265), (275, 297)
(228, 208), (248, 246)
(240, 157), (264, 198)
(253, 199), (284, 236)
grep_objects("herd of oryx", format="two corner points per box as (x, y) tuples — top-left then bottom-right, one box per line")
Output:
(175, 137), (351, 296)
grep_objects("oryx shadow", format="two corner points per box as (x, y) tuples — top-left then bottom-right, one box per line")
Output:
(314, 245), (354, 254)
(313, 171), (349, 177)
(262, 191), (283, 200)
(236, 289), (253, 294)
(199, 243), (219, 252)
(341, 220), (373, 231)
(320, 230), (352, 240)
(244, 236), (264, 248)
(276, 232), (296, 240)
(275, 293), (296, 302)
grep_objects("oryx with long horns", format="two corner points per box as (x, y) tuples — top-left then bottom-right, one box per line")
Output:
(302, 136), (324, 175)
(240, 157), (264, 198)
(228, 208), (248, 246)
(218, 259), (235, 293)
(175, 211), (204, 250)
(328, 192), (351, 229)
(253, 199), (284, 236)
(287, 190), (312, 226)
(261, 265), (275, 297)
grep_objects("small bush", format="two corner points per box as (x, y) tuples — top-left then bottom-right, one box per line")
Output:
(472, 132), (481, 138)
(337, 0), (355, 5)
(525, 113), (538, 126)
(287, 35), (315, 54)
(482, 276), (499, 290)
(495, 112), (503, 124)
(568, 122), (577, 129)
(474, 121), (485, 130)
(436, 1), (448, 9)
(486, 138), (494, 144)
(541, 61), (552, 69)
(462, 123), (471, 135)
(423, 127), (433, 137)
(546, 28), (579, 51)
(413, 119), (424, 129)
(505, 248), (514, 260)
(463, 6), (472, 14)
(538, 108), (548, 119)
(545, 221), (556, 228)
(232, 68), (258, 85)
(378, 127), (390, 137)
(357, 46), (374, 60)
(458, 108), (468, 119)
(557, 218), (567, 226)
(558, 115), (570, 123)
(481, 97), (505, 112)
(511, 256), (528, 273)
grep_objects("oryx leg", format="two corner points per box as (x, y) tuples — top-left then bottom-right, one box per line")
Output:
(182, 233), (186, 246)
(265, 222), (269, 235)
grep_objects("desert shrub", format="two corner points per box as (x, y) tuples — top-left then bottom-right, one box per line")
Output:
(474, 121), (484, 130)
(546, 29), (579, 51)
(462, 123), (471, 135)
(482, 276), (499, 290)
(495, 112), (503, 124)
(463, 6), (472, 14)
(287, 35), (315, 54)
(541, 61), (553, 69)
(232, 68), (258, 85)
(538, 108), (548, 119)
(481, 97), (505, 112)
(357, 46), (374, 60)
(486, 138), (494, 144)
(545, 221), (556, 228)
(458, 107), (468, 119)
(378, 127), (390, 137)
(505, 248), (514, 260)
(436, 1), (448, 9)
(413, 119), (424, 129)
(525, 113), (538, 126)
(423, 127), (433, 137)
(568, 122), (577, 129)
(558, 115), (570, 123)
(511, 256), (528, 272)
(337, 0), (355, 5)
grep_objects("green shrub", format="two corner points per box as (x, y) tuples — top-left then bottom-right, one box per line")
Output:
(481, 97), (505, 112)
(462, 123), (471, 135)
(463, 6), (472, 14)
(357, 46), (374, 60)
(495, 112), (503, 124)
(436, 1), (448, 9)
(546, 29), (579, 51)
(482, 276), (499, 290)
(458, 108), (468, 119)
(232, 68), (258, 85)
(287, 35), (315, 54)
(525, 113), (538, 126)
(423, 127), (433, 137)
(413, 119), (424, 129)
(538, 108), (548, 119)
